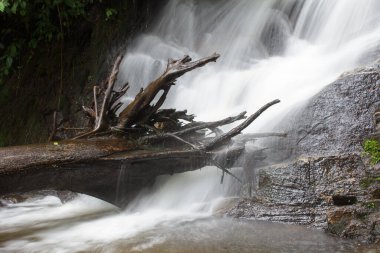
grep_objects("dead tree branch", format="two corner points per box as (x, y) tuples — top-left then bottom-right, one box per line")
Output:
(116, 53), (220, 129)
(73, 56), (123, 139)
(201, 99), (281, 150)
(140, 111), (247, 144)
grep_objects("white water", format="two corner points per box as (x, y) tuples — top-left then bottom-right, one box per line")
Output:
(1, 0), (380, 252)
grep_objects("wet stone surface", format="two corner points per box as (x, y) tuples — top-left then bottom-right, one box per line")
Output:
(228, 61), (380, 244)
(0, 190), (78, 206)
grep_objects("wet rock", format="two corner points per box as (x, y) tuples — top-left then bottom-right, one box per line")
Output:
(228, 60), (380, 244)
(56, 190), (78, 203)
(371, 212), (380, 238)
(228, 155), (380, 243)
(293, 61), (380, 157)
(0, 193), (28, 204)
(265, 60), (380, 161)
(212, 197), (240, 217)
(0, 190), (78, 206)
(327, 207), (355, 229)
(327, 207), (380, 243)
(228, 198), (322, 225)
(229, 155), (376, 225)
(342, 219), (370, 242)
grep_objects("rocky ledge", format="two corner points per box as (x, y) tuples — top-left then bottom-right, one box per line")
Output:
(227, 60), (380, 244)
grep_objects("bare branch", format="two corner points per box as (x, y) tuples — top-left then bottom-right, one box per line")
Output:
(73, 55), (123, 139)
(202, 99), (281, 150)
(116, 53), (220, 129)
(93, 86), (99, 119)
(139, 112), (247, 143)
(48, 111), (58, 141)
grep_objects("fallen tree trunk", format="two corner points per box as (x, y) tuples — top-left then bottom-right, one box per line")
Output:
(0, 139), (135, 172)
(0, 143), (244, 207)
(0, 53), (284, 207)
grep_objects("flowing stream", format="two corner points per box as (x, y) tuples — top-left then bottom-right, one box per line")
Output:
(1, 0), (380, 252)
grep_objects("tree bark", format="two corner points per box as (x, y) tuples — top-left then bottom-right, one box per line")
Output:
(116, 53), (220, 129)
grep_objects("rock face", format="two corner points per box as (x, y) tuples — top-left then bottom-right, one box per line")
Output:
(293, 63), (380, 156)
(228, 60), (380, 244)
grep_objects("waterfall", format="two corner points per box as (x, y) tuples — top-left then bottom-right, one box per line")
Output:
(1, 0), (380, 251)
(116, 0), (380, 135)
(114, 0), (380, 208)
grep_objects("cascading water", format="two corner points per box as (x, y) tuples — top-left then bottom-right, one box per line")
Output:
(117, 0), (380, 129)
(1, 0), (380, 252)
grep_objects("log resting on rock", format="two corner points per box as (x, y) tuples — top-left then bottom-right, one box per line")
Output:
(0, 53), (283, 207)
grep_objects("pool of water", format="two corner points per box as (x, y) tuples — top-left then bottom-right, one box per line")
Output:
(0, 194), (378, 253)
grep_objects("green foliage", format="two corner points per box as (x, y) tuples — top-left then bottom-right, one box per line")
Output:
(360, 177), (380, 188)
(0, 1), (9, 12)
(0, 0), (113, 86)
(105, 7), (117, 21)
(363, 139), (380, 164)
(366, 202), (376, 209)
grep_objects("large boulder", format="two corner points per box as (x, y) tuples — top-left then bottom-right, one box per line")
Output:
(293, 61), (380, 156)
(228, 60), (380, 244)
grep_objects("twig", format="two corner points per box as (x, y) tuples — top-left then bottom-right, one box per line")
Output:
(48, 111), (58, 141)
(93, 86), (99, 119)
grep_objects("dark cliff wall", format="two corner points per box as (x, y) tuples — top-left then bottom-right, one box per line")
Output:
(0, 0), (167, 147)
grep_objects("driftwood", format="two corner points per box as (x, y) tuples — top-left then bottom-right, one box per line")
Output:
(0, 53), (284, 206)
(0, 144), (245, 207)
(116, 53), (220, 129)
(70, 53), (220, 140)
(66, 53), (281, 152)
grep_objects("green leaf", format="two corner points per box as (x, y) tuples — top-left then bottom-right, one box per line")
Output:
(5, 57), (13, 68)
(0, 0), (9, 12)
(105, 8), (117, 20)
